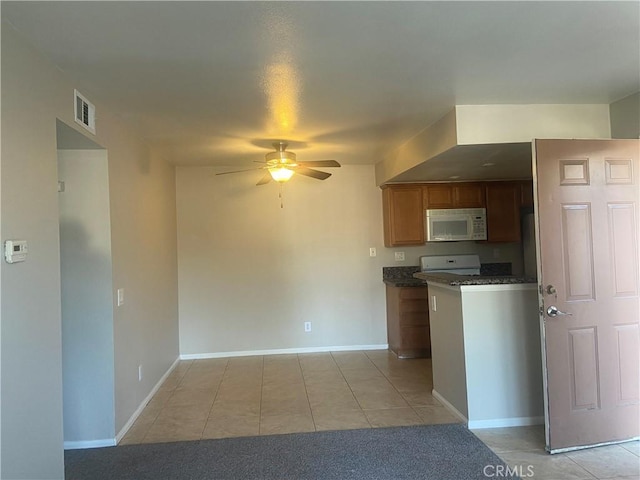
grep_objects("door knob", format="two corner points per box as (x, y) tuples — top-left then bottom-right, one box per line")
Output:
(547, 305), (572, 317)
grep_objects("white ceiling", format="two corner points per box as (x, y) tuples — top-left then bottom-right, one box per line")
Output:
(3, 1), (639, 178)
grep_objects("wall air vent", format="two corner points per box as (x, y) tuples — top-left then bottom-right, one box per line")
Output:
(74, 89), (96, 134)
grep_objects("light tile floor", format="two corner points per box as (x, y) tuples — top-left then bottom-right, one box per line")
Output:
(120, 350), (640, 480)
(120, 350), (459, 445)
(473, 426), (640, 480)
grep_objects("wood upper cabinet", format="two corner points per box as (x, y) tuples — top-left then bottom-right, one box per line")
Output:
(423, 183), (485, 209)
(423, 184), (454, 208)
(382, 181), (529, 246)
(382, 185), (425, 246)
(454, 183), (486, 208)
(485, 182), (522, 242)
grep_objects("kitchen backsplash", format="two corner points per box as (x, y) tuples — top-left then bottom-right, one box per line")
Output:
(480, 262), (512, 276)
(383, 263), (513, 279)
(378, 241), (525, 276)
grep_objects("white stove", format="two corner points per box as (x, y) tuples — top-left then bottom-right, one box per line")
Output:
(419, 254), (481, 276)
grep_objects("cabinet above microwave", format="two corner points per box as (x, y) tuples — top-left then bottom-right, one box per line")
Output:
(423, 183), (485, 209)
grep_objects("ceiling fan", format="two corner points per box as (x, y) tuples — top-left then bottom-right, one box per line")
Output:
(216, 142), (341, 185)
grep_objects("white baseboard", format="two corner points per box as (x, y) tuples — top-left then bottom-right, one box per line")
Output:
(431, 389), (544, 430)
(114, 356), (181, 444)
(180, 344), (389, 360)
(432, 389), (468, 424)
(468, 416), (545, 430)
(64, 438), (116, 450)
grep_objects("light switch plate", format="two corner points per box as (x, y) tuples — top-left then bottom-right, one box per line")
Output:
(117, 288), (125, 306)
(369, 247), (377, 257)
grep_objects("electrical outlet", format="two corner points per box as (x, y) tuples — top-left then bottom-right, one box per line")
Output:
(493, 248), (501, 259)
(304, 322), (312, 332)
(117, 288), (125, 306)
(394, 251), (405, 261)
(138, 365), (143, 382)
(369, 247), (377, 257)
(431, 295), (437, 312)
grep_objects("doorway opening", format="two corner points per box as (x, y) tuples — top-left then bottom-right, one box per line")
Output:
(56, 120), (116, 448)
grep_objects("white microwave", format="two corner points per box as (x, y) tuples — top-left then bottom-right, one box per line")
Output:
(426, 208), (487, 242)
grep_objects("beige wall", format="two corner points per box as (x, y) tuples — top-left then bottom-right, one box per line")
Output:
(455, 104), (611, 145)
(176, 165), (389, 355)
(461, 285), (542, 427)
(103, 111), (179, 436)
(176, 165), (525, 356)
(1, 24), (179, 477)
(375, 109), (458, 186)
(426, 284), (468, 418)
(610, 92), (640, 139)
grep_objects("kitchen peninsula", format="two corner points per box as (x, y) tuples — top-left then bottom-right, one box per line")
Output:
(413, 271), (544, 429)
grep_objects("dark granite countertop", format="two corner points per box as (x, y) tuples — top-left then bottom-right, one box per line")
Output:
(413, 271), (537, 286)
(383, 263), (534, 287)
(383, 266), (426, 288)
(383, 278), (426, 287)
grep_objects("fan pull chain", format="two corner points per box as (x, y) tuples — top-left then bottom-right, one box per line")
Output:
(279, 183), (284, 209)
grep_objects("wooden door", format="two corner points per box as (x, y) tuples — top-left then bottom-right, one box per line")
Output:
(535, 139), (639, 453)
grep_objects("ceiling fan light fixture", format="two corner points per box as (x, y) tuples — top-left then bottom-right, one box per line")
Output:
(266, 143), (296, 164)
(269, 166), (294, 183)
(216, 141), (340, 186)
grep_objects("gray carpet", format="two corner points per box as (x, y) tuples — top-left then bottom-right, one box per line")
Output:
(65, 424), (519, 480)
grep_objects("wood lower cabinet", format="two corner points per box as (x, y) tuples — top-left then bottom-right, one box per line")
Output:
(485, 182), (521, 242)
(382, 185), (425, 246)
(385, 286), (431, 358)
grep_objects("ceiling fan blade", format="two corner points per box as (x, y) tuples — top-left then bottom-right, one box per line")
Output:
(296, 166), (332, 180)
(297, 160), (341, 168)
(215, 167), (265, 176)
(256, 172), (272, 186)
